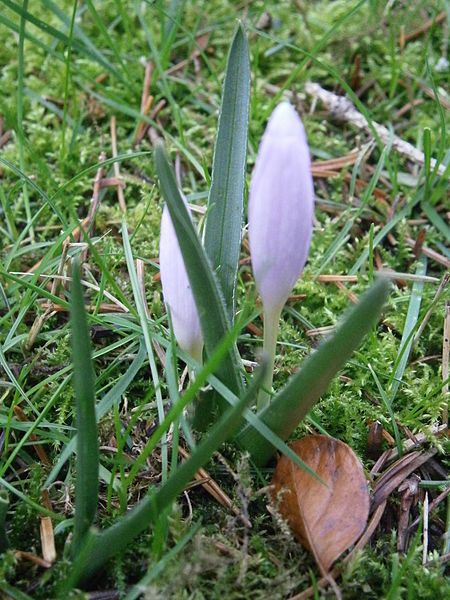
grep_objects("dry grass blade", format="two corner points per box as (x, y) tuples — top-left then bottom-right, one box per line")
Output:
(12, 405), (50, 466)
(371, 449), (437, 511)
(405, 238), (450, 269)
(40, 516), (56, 564)
(403, 11), (446, 43)
(110, 116), (126, 213)
(178, 446), (251, 528)
(443, 302), (449, 425)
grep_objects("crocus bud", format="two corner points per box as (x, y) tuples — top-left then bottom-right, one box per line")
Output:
(249, 102), (314, 409)
(159, 204), (203, 362)
(248, 102), (314, 316)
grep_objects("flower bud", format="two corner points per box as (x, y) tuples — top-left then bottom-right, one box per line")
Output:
(248, 102), (314, 316)
(159, 204), (203, 361)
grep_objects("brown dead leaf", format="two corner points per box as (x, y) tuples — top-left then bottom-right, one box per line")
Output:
(271, 435), (369, 574)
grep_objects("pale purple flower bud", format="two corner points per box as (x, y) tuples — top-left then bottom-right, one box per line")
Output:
(159, 204), (203, 361)
(249, 102), (314, 315)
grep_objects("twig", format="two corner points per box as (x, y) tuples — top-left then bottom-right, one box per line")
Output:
(443, 302), (450, 555)
(403, 10), (446, 43)
(405, 238), (450, 269)
(304, 82), (447, 176)
(371, 449), (437, 512)
(86, 152), (107, 228)
(316, 275), (358, 283)
(381, 423), (447, 464)
(178, 447), (251, 528)
(443, 302), (450, 426)
(12, 405), (51, 465)
(110, 116), (126, 213)
(15, 550), (51, 569)
(134, 61), (154, 145)
(408, 485), (450, 531)
(422, 492), (429, 564)
(15, 272), (129, 313)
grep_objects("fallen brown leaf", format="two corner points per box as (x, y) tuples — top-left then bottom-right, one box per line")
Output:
(272, 435), (369, 574)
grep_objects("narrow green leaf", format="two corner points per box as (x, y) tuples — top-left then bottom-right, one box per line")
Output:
(66, 364), (266, 586)
(389, 256), (426, 402)
(70, 260), (99, 555)
(204, 23), (251, 317)
(154, 144), (244, 402)
(237, 278), (390, 465)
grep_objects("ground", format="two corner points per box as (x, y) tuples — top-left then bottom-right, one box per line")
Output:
(0, 1), (449, 598)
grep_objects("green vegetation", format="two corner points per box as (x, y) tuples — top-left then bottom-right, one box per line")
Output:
(0, 1), (449, 598)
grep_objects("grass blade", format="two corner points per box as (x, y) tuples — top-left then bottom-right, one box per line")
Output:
(204, 24), (251, 317)
(155, 144), (244, 403)
(236, 278), (390, 465)
(389, 256), (427, 402)
(70, 260), (99, 555)
(67, 364), (266, 586)
(121, 219), (168, 480)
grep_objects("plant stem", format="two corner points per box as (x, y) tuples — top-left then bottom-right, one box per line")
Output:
(257, 306), (281, 412)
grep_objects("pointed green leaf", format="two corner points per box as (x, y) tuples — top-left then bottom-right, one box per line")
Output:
(155, 144), (244, 401)
(70, 260), (99, 555)
(204, 24), (251, 317)
(236, 278), (390, 465)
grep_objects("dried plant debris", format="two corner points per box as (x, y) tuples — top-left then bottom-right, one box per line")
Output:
(271, 435), (370, 574)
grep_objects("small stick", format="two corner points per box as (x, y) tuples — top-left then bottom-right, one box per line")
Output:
(316, 274), (358, 283)
(15, 272), (129, 313)
(111, 116), (126, 213)
(12, 406), (51, 465)
(304, 82), (447, 176)
(422, 492), (429, 564)
(443, 302), (450, 426)
(408, 486), (450, 531)
(15, 550), (51, 569)
(140, 61), (153, 112)
(86, 152), (107, 228)
(405, 238), (450, 269)
(134, 61), (154, 145)
(178, 447), (251, 528)
(334, 280), (358, 304)
(381, 423), (447, 464)
(403, 10), (446, 43)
